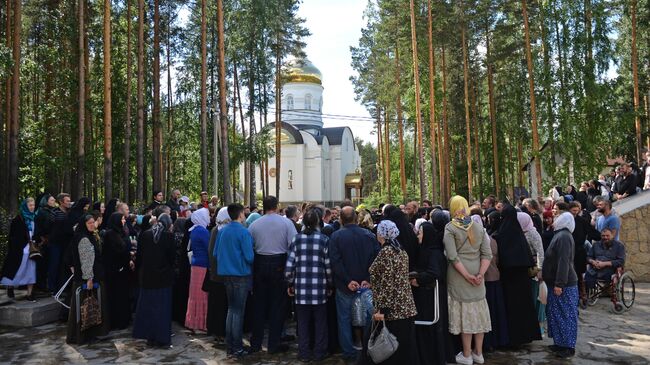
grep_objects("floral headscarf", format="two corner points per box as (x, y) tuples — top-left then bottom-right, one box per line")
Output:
(377, 219), (402, 251)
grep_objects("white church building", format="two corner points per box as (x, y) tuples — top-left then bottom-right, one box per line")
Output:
(243, 57), (362, 206)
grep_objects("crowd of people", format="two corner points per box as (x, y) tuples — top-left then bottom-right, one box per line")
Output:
(0, 155), (639, 364)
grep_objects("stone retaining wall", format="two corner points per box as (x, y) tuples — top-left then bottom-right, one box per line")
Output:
(617, 196), (650, 282)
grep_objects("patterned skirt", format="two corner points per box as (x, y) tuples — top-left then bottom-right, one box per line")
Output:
(185, 266), (208, 331)
(448, 296), (492, 335)
(546, 285), (578, 349)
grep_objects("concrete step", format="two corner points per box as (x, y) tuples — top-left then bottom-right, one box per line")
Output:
(0, 295), (61, 327)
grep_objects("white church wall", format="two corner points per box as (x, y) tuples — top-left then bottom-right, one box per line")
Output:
(266, 144), (305, 203)
(301, 132), (324, 202)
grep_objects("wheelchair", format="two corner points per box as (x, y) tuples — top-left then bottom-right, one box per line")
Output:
(580, 267), (635, 314)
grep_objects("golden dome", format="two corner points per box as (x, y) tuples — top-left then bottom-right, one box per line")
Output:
(283, 58), (322, 85)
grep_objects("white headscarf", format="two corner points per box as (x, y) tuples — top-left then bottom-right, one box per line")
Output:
(216, 206), (231, 231)
(414, 218), (427, 234)
(553, 212), (575, 233)
(189, 207), (211, 232)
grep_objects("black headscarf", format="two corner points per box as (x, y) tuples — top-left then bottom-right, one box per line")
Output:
(382, 204), (398, 219)
(153, 213), (173, 243)
(493, 204), (534, 269)
(73, 214), (99, 248)
(387, 208), (418, 270)
(106, 212), (127, 238)
(69, 197), (92, 225)
(429, 209), (450, 250)
(100, 198), (119, 230)
(486, 210), (502, 236)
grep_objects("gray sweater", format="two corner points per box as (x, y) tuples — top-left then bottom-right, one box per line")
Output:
(542, 229), (578, 288)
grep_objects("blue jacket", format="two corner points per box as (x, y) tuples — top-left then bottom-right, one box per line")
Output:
(190, 226), (210, 268)
(329, 224), (380, 293)
(214, 222), (254, 277)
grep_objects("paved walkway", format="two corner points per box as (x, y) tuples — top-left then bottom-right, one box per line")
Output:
(0, 284), (649, 364)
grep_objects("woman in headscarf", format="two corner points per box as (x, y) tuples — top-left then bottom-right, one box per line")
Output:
(133, 213), (176, 348)
(34, 194), (56, 291)
(386, 208), (419, 271)
(517, 212), (546, 337)
(171, 217), (192, 325)
(444, 196), (492, 365)
(66, 214), (110, 344)
(185, 207), (211, 332)
(102, 212), (133, 330)
(543, 212), (579, 359)
(365, 220), (418, 365)
(205, 207), (229, 342)
(66, 197), (91, 234)
(100, 198), (119, 231)
(482, 212), (509, 352)
(493, 204), (541, 347)
(412, 210), (454, 365)
(1, 198), (38, 301)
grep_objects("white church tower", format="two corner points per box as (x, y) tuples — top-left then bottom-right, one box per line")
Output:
(243, 56), (363, 206)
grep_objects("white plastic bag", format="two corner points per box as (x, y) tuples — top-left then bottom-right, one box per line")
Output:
(538, 281), (548, 305)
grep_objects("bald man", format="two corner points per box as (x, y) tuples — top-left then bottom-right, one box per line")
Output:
(329, 206), (380, 360)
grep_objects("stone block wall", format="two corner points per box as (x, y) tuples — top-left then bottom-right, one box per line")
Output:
(619, 204), (650, 282)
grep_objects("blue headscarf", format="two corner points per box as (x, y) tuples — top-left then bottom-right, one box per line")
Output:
(20, 199), (35, 232)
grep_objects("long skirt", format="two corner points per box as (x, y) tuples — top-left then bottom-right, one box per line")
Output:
(1, 245), (36, 286)
(500, 267), (542, 346)
(185, 266), (208, 331)
(206, 281), (228, 338)
(133, 286), (173, 346)
(172, 265), (190, 326)
(546, 285), (578, 349)
(448, 297), (492, 335)
(105, 269), (131, 330)
(413, 286), (448, 365)
(66, 282), (110, 345)
(484, 280), (509, 351)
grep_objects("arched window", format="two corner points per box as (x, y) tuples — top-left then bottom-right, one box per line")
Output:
(305, 94), (312, 110)
(287, 95), (294, 110)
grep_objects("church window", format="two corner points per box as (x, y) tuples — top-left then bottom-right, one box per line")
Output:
(287, 95), (294, 110)
(305, 94), (312, 110)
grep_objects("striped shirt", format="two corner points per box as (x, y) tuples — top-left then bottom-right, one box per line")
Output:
(285, 231), (332, 305)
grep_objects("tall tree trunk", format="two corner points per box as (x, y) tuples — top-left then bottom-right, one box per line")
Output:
(461, 23), (473, 199)
(441, 45), (451, 203)
(247, 61), (256, 206)
(217, 0), (232, 204)
(427, 0), (438, 203)
(165, 6), (172, 196)
(7, 0), (19, 214)
(540, 2), (554, 181)
(3, 0), (11, 205)
(522, 0), (543, 197)
(384, 109), (391, 203)
(136, 0), (144, 201)
(152, 0), (161, 193)
(376, 107), (383, 197)
(472, 82), (481, 195)
(486, 24), (500, 197)
(200, 0), (208, 192)
(274, 48), (281, 200)
(631, 0), (642, 163)
(103, 0), (113, 200)
(77, 0), (85, 200)
(395, 46), (407, 202)
(233, 62), (248, 205)
(409, 0), (427, 202)
(123, 0), (132, 203)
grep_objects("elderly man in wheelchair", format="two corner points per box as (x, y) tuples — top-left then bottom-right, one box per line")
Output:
(584, 228), (634, 312)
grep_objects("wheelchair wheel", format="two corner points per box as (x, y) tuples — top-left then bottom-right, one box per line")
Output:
(612, 302), (625, 314)
(587, 288), (599, 306)
(618, 273), (635, 309)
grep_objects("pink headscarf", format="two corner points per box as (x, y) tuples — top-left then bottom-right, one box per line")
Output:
(517, 212), (535, 233)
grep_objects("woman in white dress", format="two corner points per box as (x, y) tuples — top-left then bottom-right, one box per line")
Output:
(1, 198), (37, 301)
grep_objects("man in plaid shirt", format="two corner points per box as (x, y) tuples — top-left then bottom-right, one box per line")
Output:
(285, 208), (333, 362)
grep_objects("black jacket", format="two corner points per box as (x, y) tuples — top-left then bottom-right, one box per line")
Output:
(572, 213), (601, 274)
(328, 224), (380, 293)
(1, 215), (31, 280)
(543, 229), (578, 288)
(136, 229), (176, 289)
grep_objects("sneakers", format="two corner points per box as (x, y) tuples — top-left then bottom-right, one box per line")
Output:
(472, 352), (485, 364)
(455, 352), (473, 365)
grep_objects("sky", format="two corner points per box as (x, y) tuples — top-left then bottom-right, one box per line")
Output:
(296, 0), (375, 144)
